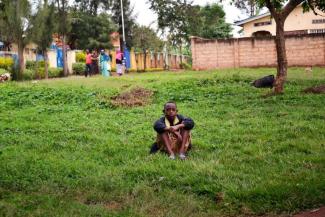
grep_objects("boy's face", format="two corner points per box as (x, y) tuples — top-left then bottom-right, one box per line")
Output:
(164, 103), (177, 119)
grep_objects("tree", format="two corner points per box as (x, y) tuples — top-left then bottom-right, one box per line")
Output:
(132, 25), (164, 71)
(0, 0), (12, 51)
(195, 3), (233, 39)
(31, 0), (55, 79)
(149, 0), (200, 64)
(233, 0), (259, 16)
(69, 10), (115, 50)
(0, 0), (32, 80)
(110, 0), (136, 50)
(234, 0), (325, 93)
(149, 0), (194, 47)
(72, 0), (111, 16)
(55, 0), (70, 76)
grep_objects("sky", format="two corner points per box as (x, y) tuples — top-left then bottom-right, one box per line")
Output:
(129, 0), (247, 37)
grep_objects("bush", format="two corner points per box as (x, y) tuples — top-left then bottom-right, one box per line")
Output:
(72, 63), (85, 75)
(26, 60), (46, 69)
(0, 68), (9, 75)
(23, 69), (35, 80)
(76, 52), (86, 63)
(48, 67), (63, 78)
(0, 57), (14, 70)
(26, 60), (36, 69)
(179, 62), (192, 70)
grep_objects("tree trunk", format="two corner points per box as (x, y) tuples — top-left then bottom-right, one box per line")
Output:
(44, 50), (49, 79)
(17, 40), (25, 81)
(274, 18), (287, 94)
(62, 34), (68, 76)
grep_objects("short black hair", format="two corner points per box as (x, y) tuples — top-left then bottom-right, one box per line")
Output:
(163, 101), (177, 110)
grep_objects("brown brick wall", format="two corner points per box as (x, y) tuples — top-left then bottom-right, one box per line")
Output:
(191, 34), (325, 70)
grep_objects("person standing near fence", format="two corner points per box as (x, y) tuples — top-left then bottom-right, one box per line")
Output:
(85, 49), (92, 77)
(91, 50), (99, 74)
(116, 50), (124, 76)
(100, 50), (110, 77)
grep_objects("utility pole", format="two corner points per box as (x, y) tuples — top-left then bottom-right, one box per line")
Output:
(120, 0), (126, 51)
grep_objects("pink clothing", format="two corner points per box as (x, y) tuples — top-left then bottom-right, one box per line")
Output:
(116, 51), (123, 60)
(86, 53), (92, 64)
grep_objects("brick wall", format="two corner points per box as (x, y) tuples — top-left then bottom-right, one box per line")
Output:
(191, 34), (325, 70)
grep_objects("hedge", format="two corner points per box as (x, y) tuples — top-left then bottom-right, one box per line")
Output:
(76, 52), (86, 63)
(0, 57), (14, 70)
(23, 69), (35, 80)
(72, 63), (85, 75)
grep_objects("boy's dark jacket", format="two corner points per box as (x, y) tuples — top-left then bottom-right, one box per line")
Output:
(153, 114), (194, 134)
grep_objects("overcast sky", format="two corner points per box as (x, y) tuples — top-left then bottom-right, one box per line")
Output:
(129, 0), (247, 36)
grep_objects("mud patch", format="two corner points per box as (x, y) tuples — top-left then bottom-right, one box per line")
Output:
(303, 85), (325, 94)
(111, 87), (153, 107)
(293, 207), (325, 217)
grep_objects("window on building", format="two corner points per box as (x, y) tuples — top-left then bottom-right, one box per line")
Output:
(312, 19), (325, 24)
(254, 21), (272, 27)
(308, 29), (325, 34)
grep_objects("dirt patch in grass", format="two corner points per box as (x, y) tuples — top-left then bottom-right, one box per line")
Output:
(111, 87), (153, 107)
(293, 207), (325, 217)
(303, 85), (325, 94)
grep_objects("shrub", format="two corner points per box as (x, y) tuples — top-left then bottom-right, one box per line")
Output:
(0, 68), (9, 75)
(26, 60), (46, 69)
(179, 62), (192, 70)
(33, 67), (45, 79)
(26, 60), (36, 69)
(72, 63), (85, 75)
(76, 52), (86, 63)
(0, 57), (14, 70)
(48, 67), (63, 78)
(23, 69), (35, 80)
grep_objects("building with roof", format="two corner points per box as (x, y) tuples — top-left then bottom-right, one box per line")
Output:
(235, 4), (325, 37)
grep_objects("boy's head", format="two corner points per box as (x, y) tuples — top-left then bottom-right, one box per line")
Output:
(163, 101), (178, 119)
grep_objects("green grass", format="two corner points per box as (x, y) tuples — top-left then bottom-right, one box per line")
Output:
(0, 67), (324, 217)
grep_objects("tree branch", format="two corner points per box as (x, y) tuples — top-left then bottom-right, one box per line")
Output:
(282, 0), (304, 18)
(265, 0), (278, 17)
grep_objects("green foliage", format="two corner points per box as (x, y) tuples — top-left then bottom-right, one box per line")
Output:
(133, 25), (164, 53)
(233, 0), (259, 16)
(0, 68), (324, 216)
(72, 62), (85, 75)
(0, 57), (14, 70)
(48, 67), (63, 78)
(0, 68), (9, 75)
(31, 1), (55, 54)
(76, 52), (86, 63)
(196, 3), (233, 39)
(69, 11), (115, 50)
(179, 62), (192, 70)
(71, 0), (110, 16)
(26, 60), (45, 69)
(110, 0), (136, 49)
(149, 0), (197, 47)
(0, 0), (32, 80)
(22, 69), (35, 80)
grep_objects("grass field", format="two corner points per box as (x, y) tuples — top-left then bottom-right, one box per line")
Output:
(0, 67), (324, 217)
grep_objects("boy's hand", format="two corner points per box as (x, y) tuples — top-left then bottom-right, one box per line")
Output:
(165, 126), (178, 132)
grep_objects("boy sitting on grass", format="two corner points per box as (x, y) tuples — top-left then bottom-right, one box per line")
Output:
(151, 101), (194, 160)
